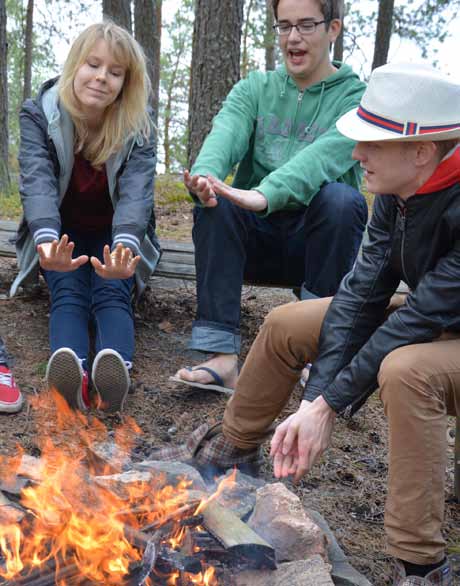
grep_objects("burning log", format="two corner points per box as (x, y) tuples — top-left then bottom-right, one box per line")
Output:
(122, 539), (157, 586)
(202, 501), (277, 570)
(0, 561), (80, 586)
(140, 501), (201, 533)
(156, 545), (203, 575)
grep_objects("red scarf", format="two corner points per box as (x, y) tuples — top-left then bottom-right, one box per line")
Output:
(416, 146), (460, 194)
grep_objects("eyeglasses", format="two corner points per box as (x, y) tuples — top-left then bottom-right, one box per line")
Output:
(273, 20), (329, 36)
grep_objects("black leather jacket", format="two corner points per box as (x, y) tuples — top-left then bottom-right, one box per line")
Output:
(304, 183), (460, 416)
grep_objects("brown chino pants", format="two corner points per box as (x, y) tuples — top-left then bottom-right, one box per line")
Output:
(223, 296), (460, 564)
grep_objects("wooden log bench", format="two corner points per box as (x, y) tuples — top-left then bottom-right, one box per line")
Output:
(1, 219), (459, 499)
(0, 219), (198, 281)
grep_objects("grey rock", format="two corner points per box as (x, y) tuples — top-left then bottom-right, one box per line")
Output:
(248, 483), (328, 562)
(134, 460), (207, 491)
(87, 441), (132, 474)
(214, 469), (265, 519)
(307, 509), (372, 586)
(235, 555), (334, 586)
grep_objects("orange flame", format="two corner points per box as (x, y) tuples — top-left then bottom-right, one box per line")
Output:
(0, 390), (219, 585)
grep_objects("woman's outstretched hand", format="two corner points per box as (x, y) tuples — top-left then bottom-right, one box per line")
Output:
(90, 243), (140, 279)
(37, 235), (89, 272)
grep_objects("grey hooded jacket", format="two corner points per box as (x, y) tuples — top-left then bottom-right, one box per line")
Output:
(10, 77), (160, 299)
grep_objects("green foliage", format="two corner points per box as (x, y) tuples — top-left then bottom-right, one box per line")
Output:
(342, 0), (460, 77)
(393, 0), (458, 58)
(35, 361), (47, 377)
(0, 181), (22, 220)
(155, 173), (192, 206)
(241, 0), (281, 77)
(6, 0), (59, 154)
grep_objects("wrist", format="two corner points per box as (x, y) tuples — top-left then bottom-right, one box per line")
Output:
(301, 396), (336, 418)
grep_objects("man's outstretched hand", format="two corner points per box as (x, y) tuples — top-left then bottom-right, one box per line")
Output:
(37, 235), (88, 272)
(90, 243), (140, 280)
(184, 170), (268, 212)
(270, 396), (336, 483)
(184, 170), (218, 207)
(207, 176), (268, 212)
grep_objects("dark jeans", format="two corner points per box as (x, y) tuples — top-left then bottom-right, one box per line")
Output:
(191, 182), (368, 354)
(0, 336), (7, 366)
(43, 227), (135, 370)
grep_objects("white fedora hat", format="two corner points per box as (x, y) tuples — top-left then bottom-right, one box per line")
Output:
(337, 62), (460, 142)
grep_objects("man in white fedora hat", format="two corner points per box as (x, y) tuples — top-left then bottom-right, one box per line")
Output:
(160, 62), (460, 585)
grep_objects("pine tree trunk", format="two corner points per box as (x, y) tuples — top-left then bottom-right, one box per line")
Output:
(241, 0), (254, 78)
(372, 0), (394, 70)
(102, 0), (132, 33)
(23, 0), (34, 101)
(0, 0), (10, 191)
(134, 0), (162, 128)
(265, 0), (276, 71)
(163, 49), (182, 174)
(187, 0), (244, 168)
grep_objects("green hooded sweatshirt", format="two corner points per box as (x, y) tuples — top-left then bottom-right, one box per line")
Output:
(191, 62), (365, 216)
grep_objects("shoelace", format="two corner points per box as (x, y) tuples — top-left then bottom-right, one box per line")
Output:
(0, 372), (13, 386)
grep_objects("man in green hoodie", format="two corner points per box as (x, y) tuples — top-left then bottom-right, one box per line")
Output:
(172, 0), (367, 392)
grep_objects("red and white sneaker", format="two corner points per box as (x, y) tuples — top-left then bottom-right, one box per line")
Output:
(46, 348), (90, 411)
(92, 349), (130, 413)
(0, 365), (24, 413)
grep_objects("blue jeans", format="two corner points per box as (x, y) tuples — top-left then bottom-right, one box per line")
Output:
(0, 336), (7, 366)
(43, 227), (134, 369)
(191, 182), (368, 354)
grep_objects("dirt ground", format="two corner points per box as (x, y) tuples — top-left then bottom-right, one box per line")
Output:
(0, 202), (459, 585)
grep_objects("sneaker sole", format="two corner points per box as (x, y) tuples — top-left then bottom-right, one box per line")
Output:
(46, 348), (85, 411)
(92, 350), (129, 413)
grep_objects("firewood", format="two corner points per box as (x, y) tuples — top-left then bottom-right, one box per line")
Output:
(156, 545), (203, 574)
(201, 500), (277, 570)
(140, 501), (201, 533)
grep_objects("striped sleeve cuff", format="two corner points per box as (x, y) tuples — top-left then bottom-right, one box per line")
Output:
(33, 228), (60, 246)
(112, 233), (141, 255)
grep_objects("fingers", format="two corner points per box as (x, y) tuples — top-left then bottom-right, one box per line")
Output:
(184, 169), (192, 189)
(91, 245), (140, 279)
(281, 420), (298, 457)
(90, 256), (103, 270)
(208, 176), (234, 201)
(270, 423), (287, 457)
(185, 170), (217, 206)
(70, 254), (89, 269)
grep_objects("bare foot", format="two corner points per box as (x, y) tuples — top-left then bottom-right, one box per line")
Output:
(175, 353), (238, 389)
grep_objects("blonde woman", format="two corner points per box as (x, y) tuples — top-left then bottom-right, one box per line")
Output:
(13, 22), (159, 413)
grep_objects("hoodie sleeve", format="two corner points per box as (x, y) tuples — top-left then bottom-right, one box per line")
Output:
(111, 121), (157, 256)
(18, 99), (62, 246)
(256, 82), (364, 216)
(190, 75), (260, 180)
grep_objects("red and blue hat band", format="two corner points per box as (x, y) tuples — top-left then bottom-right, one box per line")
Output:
(357, 105), (460, 136)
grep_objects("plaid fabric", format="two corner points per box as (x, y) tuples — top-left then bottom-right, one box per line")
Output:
(149, 423), (213, 463)
(393, 560), (453, 586)
(147, 422), (263, 473)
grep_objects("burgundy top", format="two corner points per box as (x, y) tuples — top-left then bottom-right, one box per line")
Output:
(60, 153), (114, 232)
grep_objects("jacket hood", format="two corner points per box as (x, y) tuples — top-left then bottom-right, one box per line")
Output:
(36, 76), (60, 102)
(275, 61), (360, 95)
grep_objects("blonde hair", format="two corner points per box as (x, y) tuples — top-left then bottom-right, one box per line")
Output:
(58, 21), (152, 167)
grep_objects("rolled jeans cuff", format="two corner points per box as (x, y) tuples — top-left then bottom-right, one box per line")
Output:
(190, 323), (241, 354)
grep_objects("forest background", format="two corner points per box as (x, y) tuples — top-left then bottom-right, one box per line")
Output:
(0, 0), (460, 204)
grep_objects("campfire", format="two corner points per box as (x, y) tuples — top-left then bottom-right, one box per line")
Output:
(0, 392), (276, 586)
